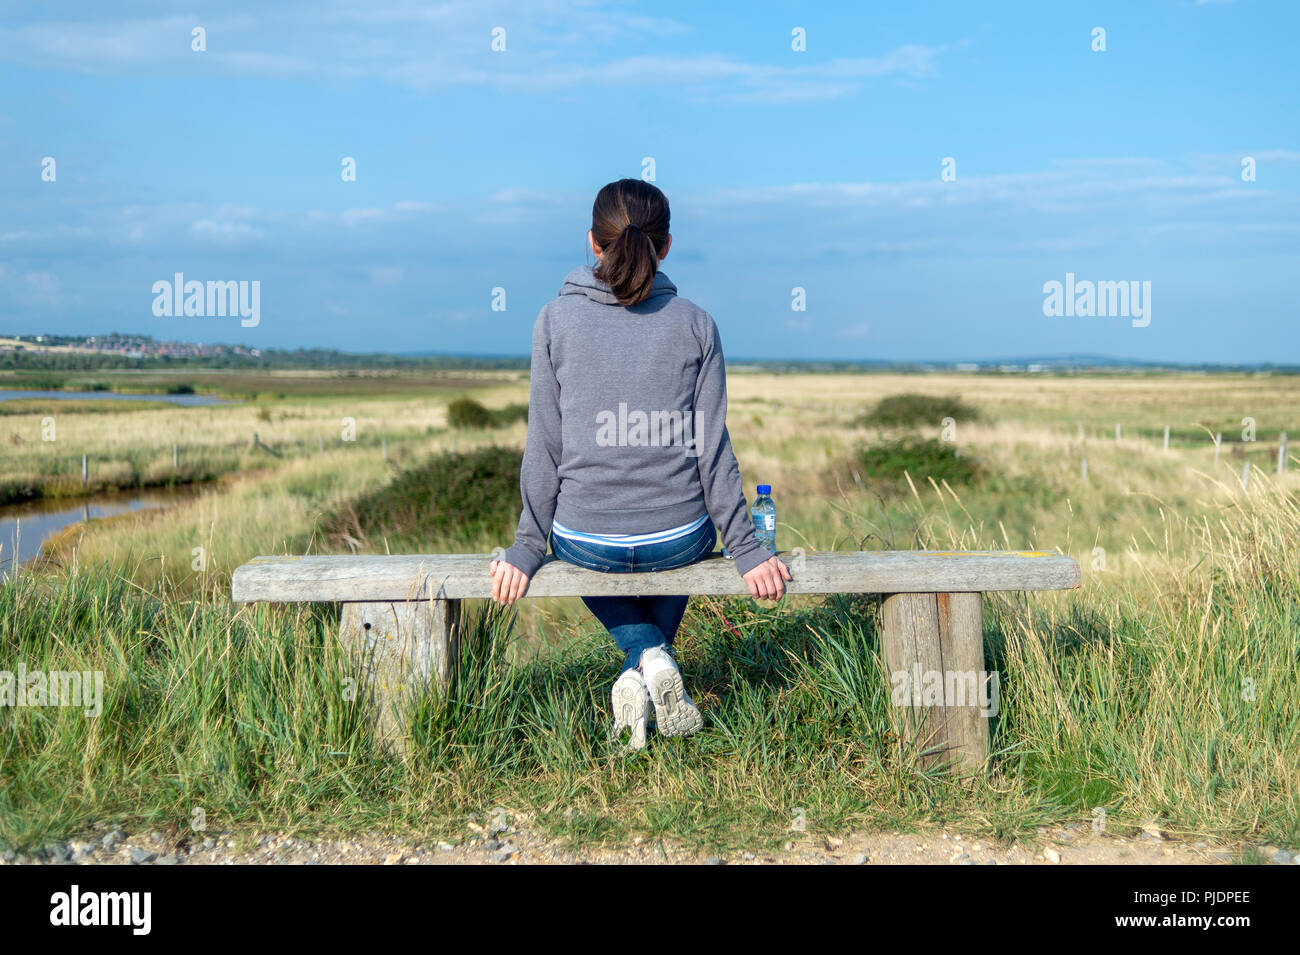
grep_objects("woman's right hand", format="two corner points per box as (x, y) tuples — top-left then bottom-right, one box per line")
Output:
(742, 555), (792, 601)
(489, 558), (531, 605)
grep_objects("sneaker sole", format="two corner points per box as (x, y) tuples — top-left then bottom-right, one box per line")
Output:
(644, 666), (703, 737)
(611, 673), (650, 751)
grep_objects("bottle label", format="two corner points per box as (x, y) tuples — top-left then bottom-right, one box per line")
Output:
(764, 515), (775, 531)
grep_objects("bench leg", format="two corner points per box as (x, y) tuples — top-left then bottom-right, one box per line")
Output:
(338, 597), (461, 752)
(880, 592), (990, 774)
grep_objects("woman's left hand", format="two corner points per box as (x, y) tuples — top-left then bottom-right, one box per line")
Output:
(489, 558), (531, 605)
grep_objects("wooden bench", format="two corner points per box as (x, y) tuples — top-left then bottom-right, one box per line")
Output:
(231, 550), (1080, 770)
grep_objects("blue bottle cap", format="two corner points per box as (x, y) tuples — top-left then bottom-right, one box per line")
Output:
(757, 484), (771, 495)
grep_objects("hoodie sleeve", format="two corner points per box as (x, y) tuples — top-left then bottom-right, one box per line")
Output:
(692, 315), (769, 578)
(501, 308), (561, 578)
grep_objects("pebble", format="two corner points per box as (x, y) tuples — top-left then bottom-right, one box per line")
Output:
(71, 844), (95, 863)
(0, 850), (15, 863)
(1043, 848), (1061, 864)
(851, 853), (868, 865)
(383, 852), (405, 865)
(1268, 849), (1293, 865)
(44, 843), (70, 863)
(492, 845), (518, 863)
(155, 854), (181, 866)
(488, 808), (511, 836)
(741, 852), (756, 861)
(437, 842), (456, 852)
(101, 829), (125, 851)
(705, 856), (726, 865)
(130, 848), (156, 864)
(149, 831), (165, 846)
(481, 838), (501, 852)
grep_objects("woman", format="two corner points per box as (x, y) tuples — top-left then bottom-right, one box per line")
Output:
(490, 178), (791, 749)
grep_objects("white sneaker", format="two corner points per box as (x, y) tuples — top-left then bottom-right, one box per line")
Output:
(638, 646), (703, 737)
(611, 668), (652, 752)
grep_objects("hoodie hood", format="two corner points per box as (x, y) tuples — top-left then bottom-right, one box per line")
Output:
(558, 265), (677, 306)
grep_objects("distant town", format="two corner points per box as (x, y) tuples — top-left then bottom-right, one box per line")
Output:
(0, 332), (1295, 374)
(0, 333), (261, 360)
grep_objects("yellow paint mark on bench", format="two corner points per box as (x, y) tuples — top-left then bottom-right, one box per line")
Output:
(923, 550), (1056, 558)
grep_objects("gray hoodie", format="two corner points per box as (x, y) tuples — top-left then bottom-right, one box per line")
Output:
(501, 265), (769, 579)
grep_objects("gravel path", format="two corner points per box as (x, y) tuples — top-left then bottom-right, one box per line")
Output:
(4, 816), (1297, 866)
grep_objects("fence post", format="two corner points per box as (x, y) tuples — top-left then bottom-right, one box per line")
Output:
(1279, 432), (1289, 474)
(1163, 425), (1169, 452)
(81, 454), (88, 486)
(1214, 433), (1222, 466)
(1241, 462), (1251, 493)
(173, 443), (179, 468)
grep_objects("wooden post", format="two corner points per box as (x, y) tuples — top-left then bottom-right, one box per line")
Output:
(1163, 425), (1170, 452)
(1279, 432), (1288, 474)
(81, 454), (88, 486)
(1241, 462), (1251, 493)
(1214, 433), (1222, 465)
(879, 591), (989, 774)
(337, 596), (460, 752)
(173, 443), (179, 468)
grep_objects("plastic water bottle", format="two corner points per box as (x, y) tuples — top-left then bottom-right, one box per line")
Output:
(751, 484), (776, 554)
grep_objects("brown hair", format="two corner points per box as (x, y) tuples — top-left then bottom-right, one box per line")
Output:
(591, 178), (670, 306)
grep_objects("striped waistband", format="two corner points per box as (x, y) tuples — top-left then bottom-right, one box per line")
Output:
(551, 513), (709, 547)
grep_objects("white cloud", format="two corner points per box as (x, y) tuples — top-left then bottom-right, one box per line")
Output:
(0, 2), (948, 102)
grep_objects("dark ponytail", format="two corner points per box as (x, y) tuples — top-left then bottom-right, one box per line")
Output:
(591, 179), (670, 307)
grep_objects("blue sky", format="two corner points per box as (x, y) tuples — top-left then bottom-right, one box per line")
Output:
(1, 0), (1296, 362)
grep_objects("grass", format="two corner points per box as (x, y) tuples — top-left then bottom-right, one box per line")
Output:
(2, 368), (1298, 854)
(0, 374), (529, 505)
(855, 392), (981, 428)
(321, 446), (524, 553)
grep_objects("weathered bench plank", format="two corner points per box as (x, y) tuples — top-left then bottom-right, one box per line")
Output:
(232, 550), (1080, 603)
(231, 549), (1079, 770)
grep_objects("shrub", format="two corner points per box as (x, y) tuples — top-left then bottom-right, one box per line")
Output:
(855, 393), (980, 429)
(494, 403), (528, 427)
(447, 397), (496, 429)
(448, 397), (528, 430)
(322, 445), (523, 551)
(835, 437), (982, 494)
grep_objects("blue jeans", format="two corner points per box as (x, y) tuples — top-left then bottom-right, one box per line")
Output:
(550, 517), (717, 672)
